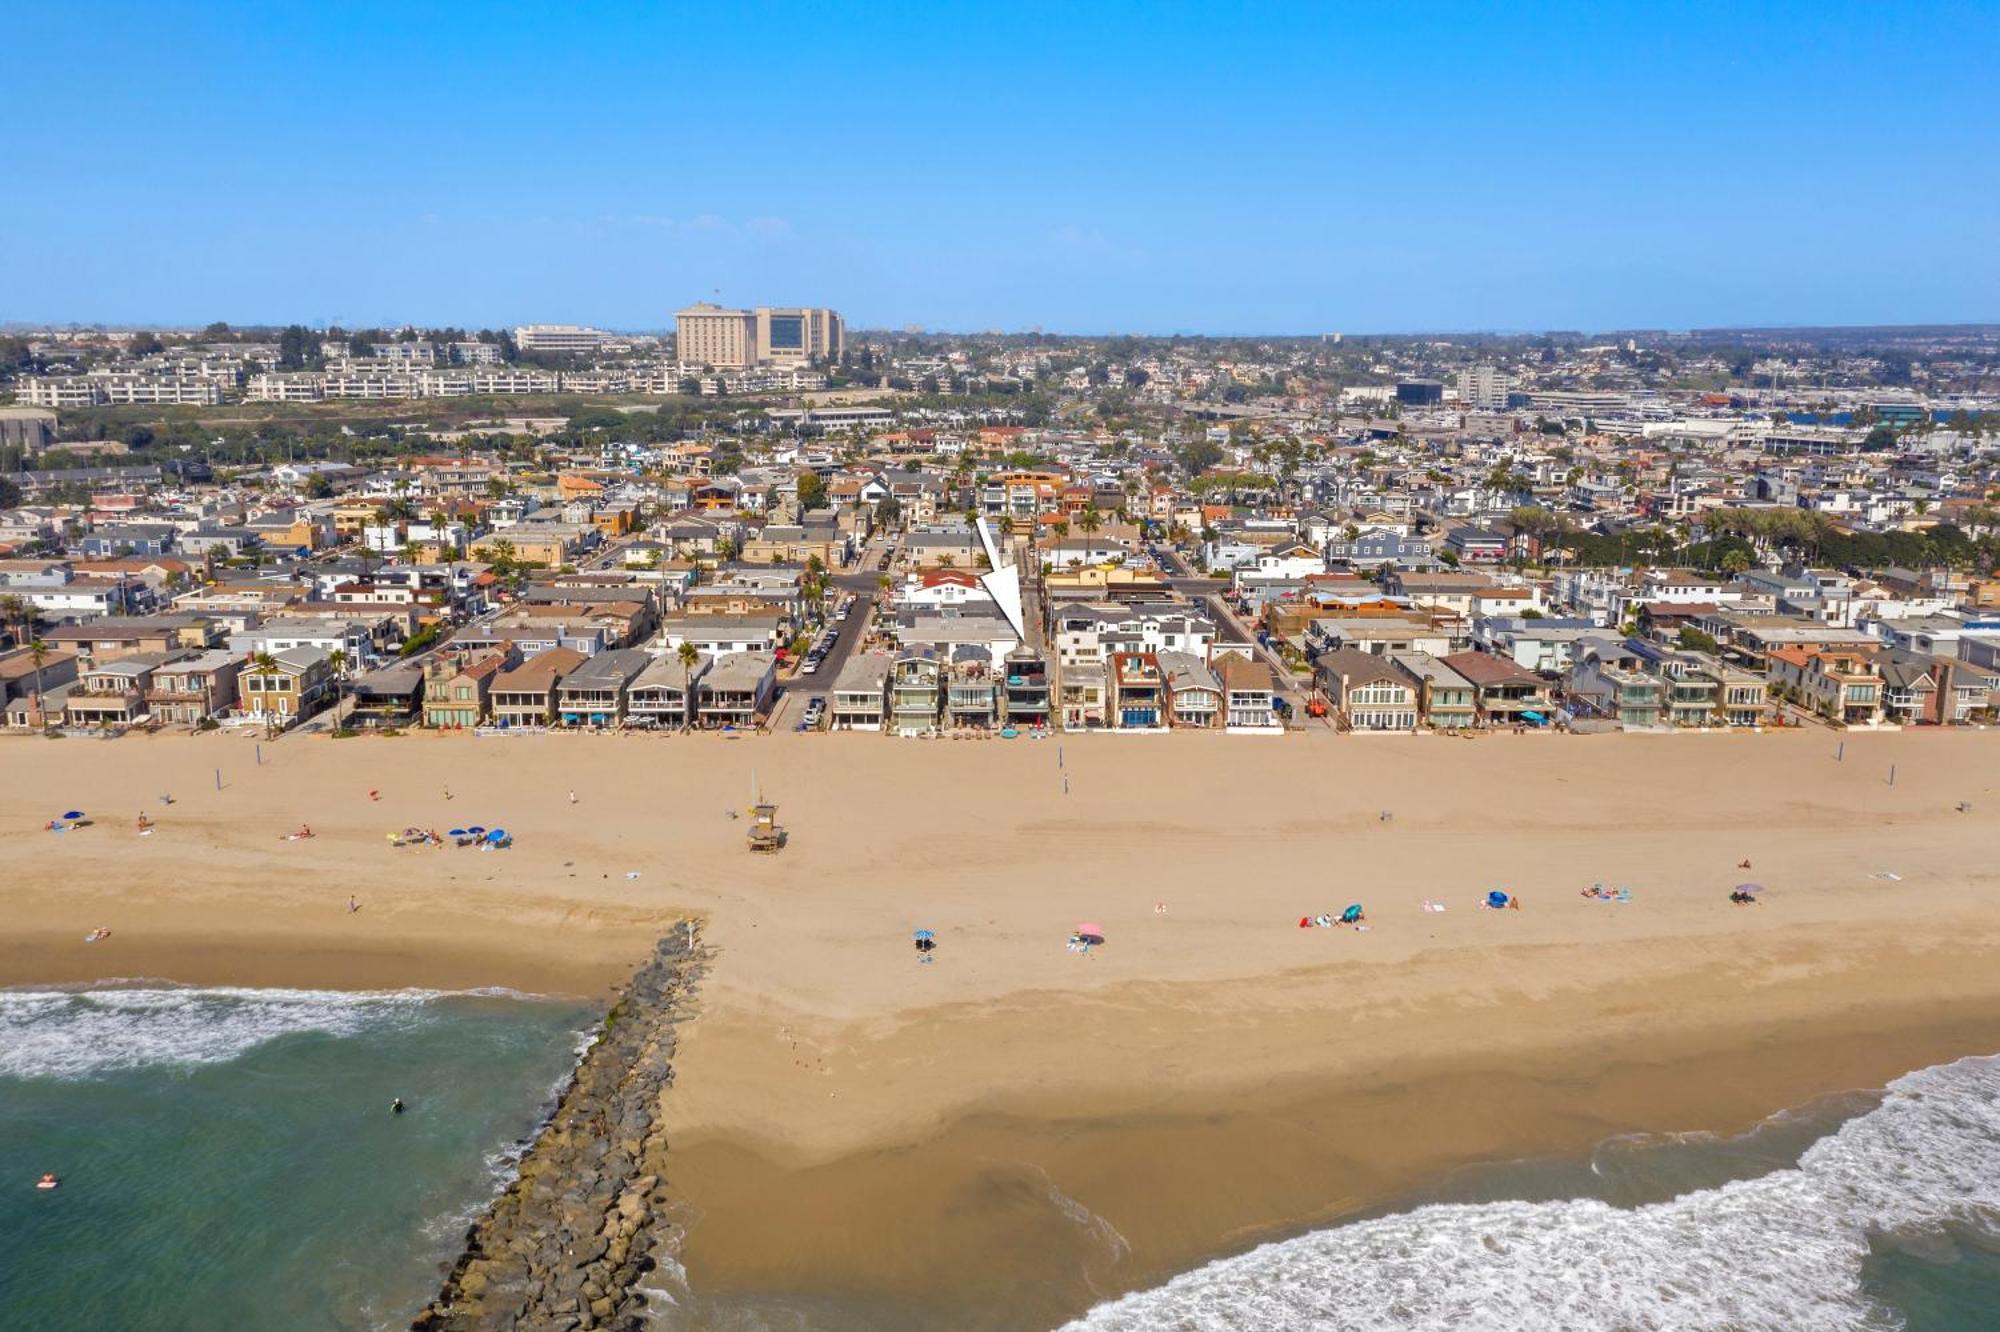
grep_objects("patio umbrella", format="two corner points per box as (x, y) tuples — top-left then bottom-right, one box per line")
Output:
(1074, 922), (1105, 944)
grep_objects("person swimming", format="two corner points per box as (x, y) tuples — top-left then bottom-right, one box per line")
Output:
(391, 1098), (404, 1115)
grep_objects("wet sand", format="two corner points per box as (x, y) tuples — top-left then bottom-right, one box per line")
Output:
(5, 727), (1999, 1326)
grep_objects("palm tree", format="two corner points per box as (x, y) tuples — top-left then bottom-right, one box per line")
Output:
(676, 640), (700, 732)
(27, 637), (50, 718)
(0, 594), (35, 648)
(1078, 506), (1103, 536)
(327, 649), (349, 725)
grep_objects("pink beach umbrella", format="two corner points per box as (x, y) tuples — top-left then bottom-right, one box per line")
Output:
(1074, 922), (1106, 943)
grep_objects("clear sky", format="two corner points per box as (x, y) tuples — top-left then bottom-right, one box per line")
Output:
(7, 2), (1997, 334)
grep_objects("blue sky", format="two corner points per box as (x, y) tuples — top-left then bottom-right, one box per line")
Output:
(7, 2), (1997, 334)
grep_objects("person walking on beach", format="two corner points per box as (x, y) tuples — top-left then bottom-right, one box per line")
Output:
(568, 789), (577, 805)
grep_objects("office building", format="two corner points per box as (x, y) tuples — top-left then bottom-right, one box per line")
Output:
(513, 324), (612, 354)
(755, 307), (844, 364)
(1395, 379), (1445, 407)
(1453, 364), (1513, 411)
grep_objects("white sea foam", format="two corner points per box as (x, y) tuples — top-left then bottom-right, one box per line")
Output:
(1061, 1054), (2000, 1332)
(0, 984), (448, 1080)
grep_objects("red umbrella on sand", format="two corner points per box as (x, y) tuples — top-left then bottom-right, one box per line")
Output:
(1074, 922), (1106, 943)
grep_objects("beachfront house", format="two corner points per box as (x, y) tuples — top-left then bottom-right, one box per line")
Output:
(145, 649), (241, 725)
(1159, 650), (1220, 729)
(489, 646), (588, 728)
(1566, 641), (1664, 729)
(945, 645), (1000, 731)
(1437, 650), (1552, 727)
(1766, 646), (1882, 726)
(63, 652), (170, 726)
(1059, 659), (1107, 730)
(555, 648), (651, 727)
(889, 648), (943, 736)
(240, 646), (335, 723)
(1313, 647), (1419, 732)
(1000, 648), (1051, 728)
(829, 651), (892, 730)
(1108, 651), (1168, 730)
(422, 651), (513, 729)
(626, 651), (710, 729)
(1388, 651), (1478, 730)
(346, 662), (425, 729)
(1217, 653), (1282, 732)
(695, 650), (776, 729)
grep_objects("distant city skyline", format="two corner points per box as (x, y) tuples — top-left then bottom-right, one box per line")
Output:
(5, 3), (1996, 334)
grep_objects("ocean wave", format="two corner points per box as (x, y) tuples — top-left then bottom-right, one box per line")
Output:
(1061, 1055), (2000, 1332)
(0, 984), (457, 1080)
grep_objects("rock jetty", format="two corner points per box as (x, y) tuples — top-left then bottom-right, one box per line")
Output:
(413, 926), (704, 1332)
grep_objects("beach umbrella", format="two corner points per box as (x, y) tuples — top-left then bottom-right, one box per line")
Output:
(1736, 883), (1765, 895)
(1074, 922), (1105, 943)
(63, 810), (84, 821)
(1341, 903), (1364, 924)
(468, 826), (486, 835)
(448, 829), (467, 838)
(485, 828), (508, 842)
(1486, 890), (1510, 909)
(912, 929), (935, 941)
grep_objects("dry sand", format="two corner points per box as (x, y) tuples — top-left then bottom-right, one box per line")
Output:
(6, 726), (2000, 1327)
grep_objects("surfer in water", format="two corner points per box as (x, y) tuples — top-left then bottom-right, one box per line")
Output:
(391, 1098), (405, 1115)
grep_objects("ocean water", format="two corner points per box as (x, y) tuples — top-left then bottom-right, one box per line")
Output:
(0, 983), (594, 1331)
(1062, 1054), (2000, 1332)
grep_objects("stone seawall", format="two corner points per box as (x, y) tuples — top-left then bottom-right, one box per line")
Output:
(413, 925), (705, 1332)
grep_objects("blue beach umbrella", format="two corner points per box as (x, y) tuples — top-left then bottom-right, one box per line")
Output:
(1487, 890), (1510, 909)
(485, 828), (508, 843)
(912, 929), (935, 941)
(448, 828), (467, 838)
(467, 826), (486, 835)
(63, 810), (85, 821)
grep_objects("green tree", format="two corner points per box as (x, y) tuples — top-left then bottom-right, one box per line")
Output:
(796, 471), (828, 511)
(27, 637), (51, 711)
(277, 325), (316, 370)
(676, 640), (701, 731)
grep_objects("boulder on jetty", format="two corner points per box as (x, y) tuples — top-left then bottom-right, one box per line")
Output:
(412, 926), (704, 1332)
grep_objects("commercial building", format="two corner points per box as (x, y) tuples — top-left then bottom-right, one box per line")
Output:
(513, 324), (612, 354)
(756, 307), (844, 364)
(675, 302), (844, 368)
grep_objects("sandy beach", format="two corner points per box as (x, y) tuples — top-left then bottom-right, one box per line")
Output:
(6, 726), (2000, 1327)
